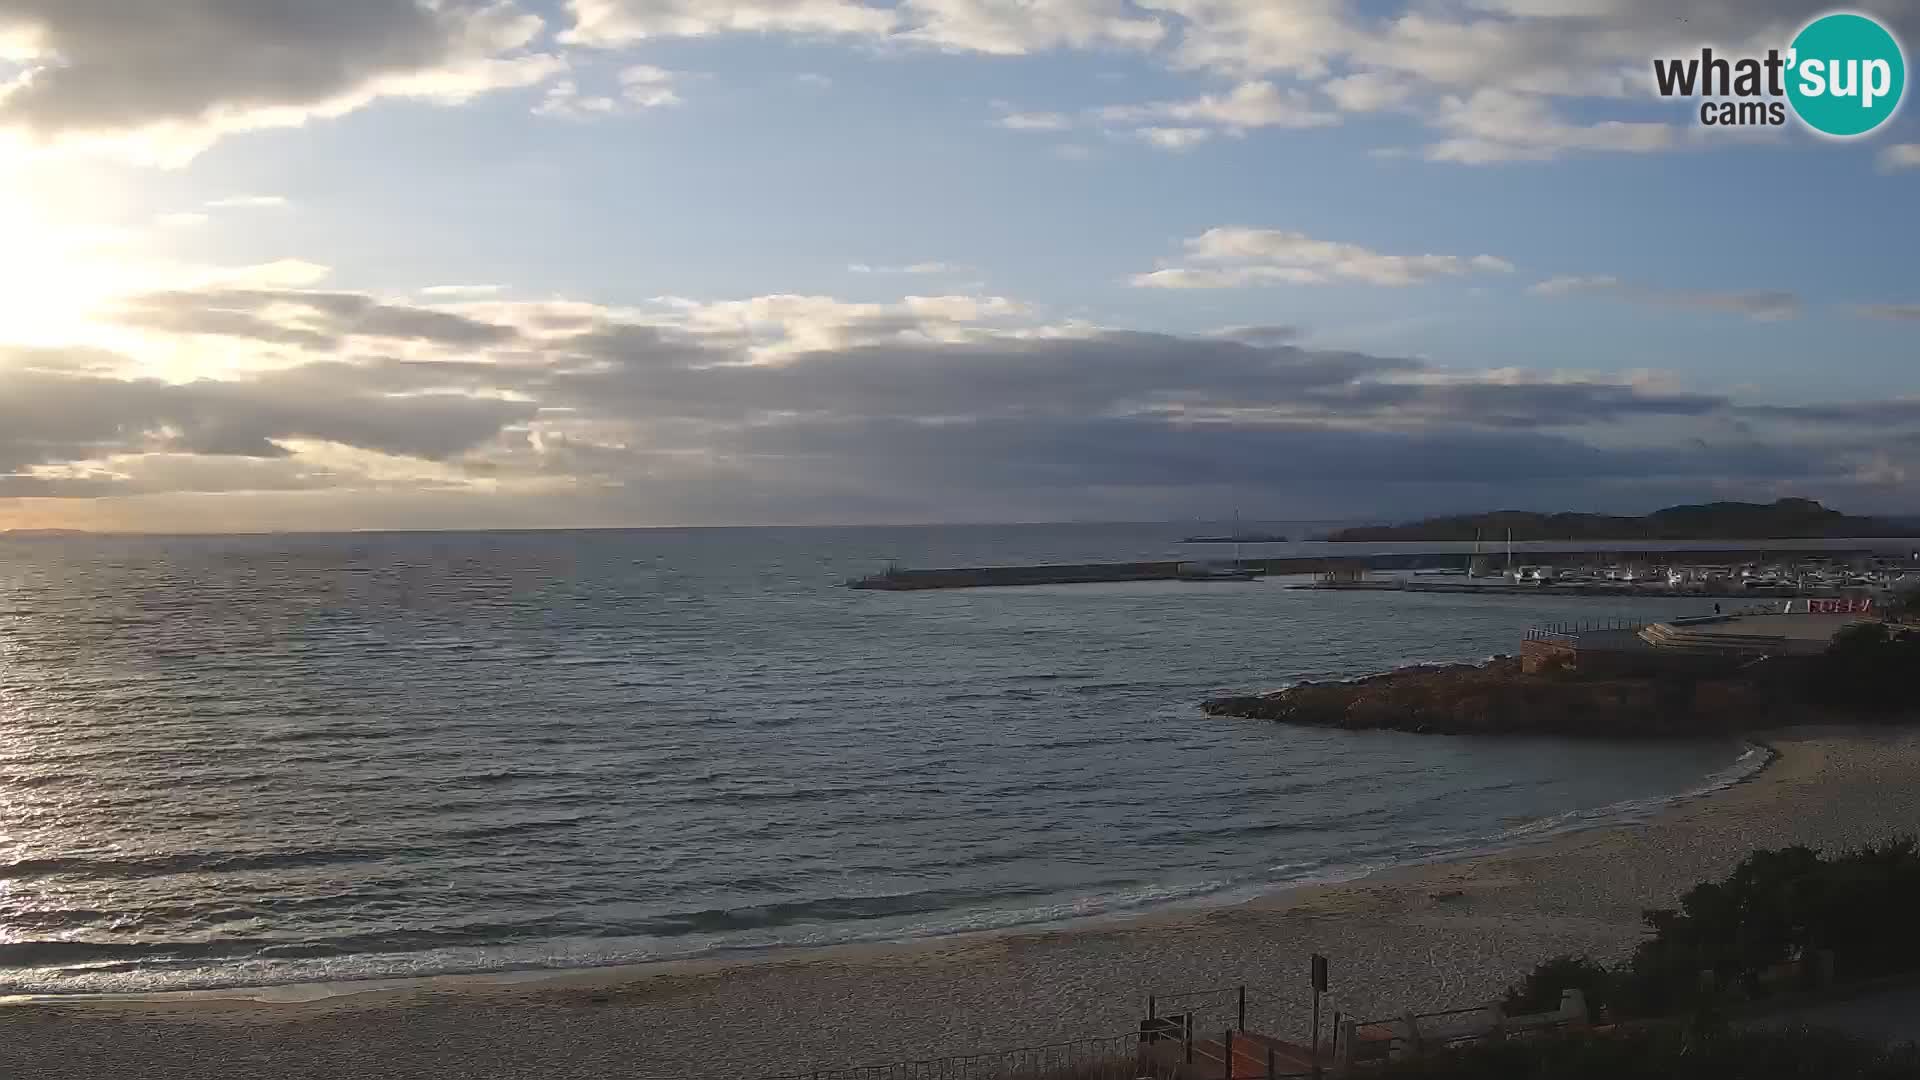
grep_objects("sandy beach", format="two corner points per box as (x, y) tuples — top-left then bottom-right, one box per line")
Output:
(6, 727), (1920, 1079)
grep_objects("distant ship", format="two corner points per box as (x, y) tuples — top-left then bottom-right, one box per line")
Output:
(1181, 533), (1288, 544)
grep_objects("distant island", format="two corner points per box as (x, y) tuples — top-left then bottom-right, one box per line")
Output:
(1328, 498), (1919, 543)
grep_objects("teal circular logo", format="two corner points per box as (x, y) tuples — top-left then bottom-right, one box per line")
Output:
(1787, 12), (1906, 137)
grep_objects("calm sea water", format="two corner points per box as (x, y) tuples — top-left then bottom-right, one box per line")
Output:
(0, 524), (1757, 995)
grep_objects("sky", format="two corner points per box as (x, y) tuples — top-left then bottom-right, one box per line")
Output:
(1, 0), (1918, 532)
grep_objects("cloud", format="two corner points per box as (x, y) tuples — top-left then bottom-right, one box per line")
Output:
(1532, 276), (1801, 321)
(1425, 89), (1674, 163)
(848, 262), (968, 274)
(535, 65), (682, 117)
(0, 1), (563, 164)
(1136, 126), (1213, 150)
(619, 64), (682, 107)
(1854, 304), (1920, 322)
(562, 0), (1166, 53)
(998, 110), (1073, 131)
(421, 284), (508, 297)
(1099, 80), (1339, 133)
(531, 0), (1920, 175)
(561, 0), (898, 44)
(1323, 72), (1412, 112)
(14, 275), (1920, 527)
(534, 79), (620, 118)
(0, 358), (535, 483)
(155, 212), (209, 228)
(205, 195), (289, 209)
(114, 287), (523, 350)
(898, 0), (1167, 54)
(11, 274), (1920, 522)
(1135, 227), (1516, 288)
(1881, 145), (1920, 171)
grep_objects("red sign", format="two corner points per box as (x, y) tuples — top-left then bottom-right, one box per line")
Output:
(1808, 597), (1873, 615)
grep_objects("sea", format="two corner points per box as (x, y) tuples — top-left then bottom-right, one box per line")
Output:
(0, 523), (1765, 996)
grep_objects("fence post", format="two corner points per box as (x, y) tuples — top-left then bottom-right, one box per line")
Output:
(1267, 1046), (1276, 1080)
(1224, 1029), (1234, 1078)
(1148, 994), (1157, 1022)
(1336, 1020), (1357, 1075)
(1238, 985), (1246, 1032)
(1184, 1013), (1194, 1065)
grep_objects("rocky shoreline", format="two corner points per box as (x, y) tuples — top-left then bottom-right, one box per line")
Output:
(1201, 655), (1792, 737)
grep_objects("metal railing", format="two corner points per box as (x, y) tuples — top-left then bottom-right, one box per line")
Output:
(758, 1031), (1154, 1080)
(1525, 617), (1650, 640)
(1348, 1002), (1581, 1062)
(1140, 984), (1322, 1079)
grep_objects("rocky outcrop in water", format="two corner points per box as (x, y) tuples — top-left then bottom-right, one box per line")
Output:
(1201, 656), (1783, 738)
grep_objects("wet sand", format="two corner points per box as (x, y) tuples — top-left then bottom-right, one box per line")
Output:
(5, 728), (1919, 1079)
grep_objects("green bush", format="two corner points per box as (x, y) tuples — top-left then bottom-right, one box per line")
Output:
(1503, 837), (1920, 1022)
(1375, 1026), (1920, 1080)
(1501, 955), (1615, 1017)
(1803, 623), (1920, 711)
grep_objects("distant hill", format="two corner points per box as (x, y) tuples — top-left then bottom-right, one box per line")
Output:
(1328, 498), (1920, 542)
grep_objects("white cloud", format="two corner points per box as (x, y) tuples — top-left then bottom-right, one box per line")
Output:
(0, 1), (563, 165)
(1323, 72), (1412, 112)
(795, 72), (834, 87)
(205, 195), (289, 210)
(562, 0), (898, 45)
(1881, 144), (1920, 171)
(1532, 275), (1800, 321)
(897, 0), (1166, 55)
(536, 66), (682, 117)
(1101, 80), (1339, 132)
(1145, 0), (1356, 79)
(563, 0), (1166, 54)
(1424, 89), (1674, 163)
(155, 212), (209, 228)
(1854, 303), (1920, 322)
(535, 80), (620, 118)
(848, 262), (969, 274)
(1135, 227), (1517, 287)
(1136, 126), (1213, 149)
(998, 111), (1073, 131)
(619, 64), (684, 107)
(421, 285), (509, 298)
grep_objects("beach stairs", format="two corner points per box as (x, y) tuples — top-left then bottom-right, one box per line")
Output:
(1139, 1018), (1321, 1079)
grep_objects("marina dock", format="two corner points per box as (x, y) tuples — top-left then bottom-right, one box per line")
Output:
(845, 543), (1919, 593)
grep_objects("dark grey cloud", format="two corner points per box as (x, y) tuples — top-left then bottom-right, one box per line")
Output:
(1299, 379), (1728, 428)
(0, 362), (535, 479)
(1855, 304), (1920, 322)
(0, 0), (536, 133)
(545, 326), (1425, 421)
(12, 284), (1920, 523)
(117, 289), (521, 350)
(1743, 401), (1920, 425)
(1531, 276), (1801, 321)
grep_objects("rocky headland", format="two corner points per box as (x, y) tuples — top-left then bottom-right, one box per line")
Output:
(1201, 656), (1793, 738)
